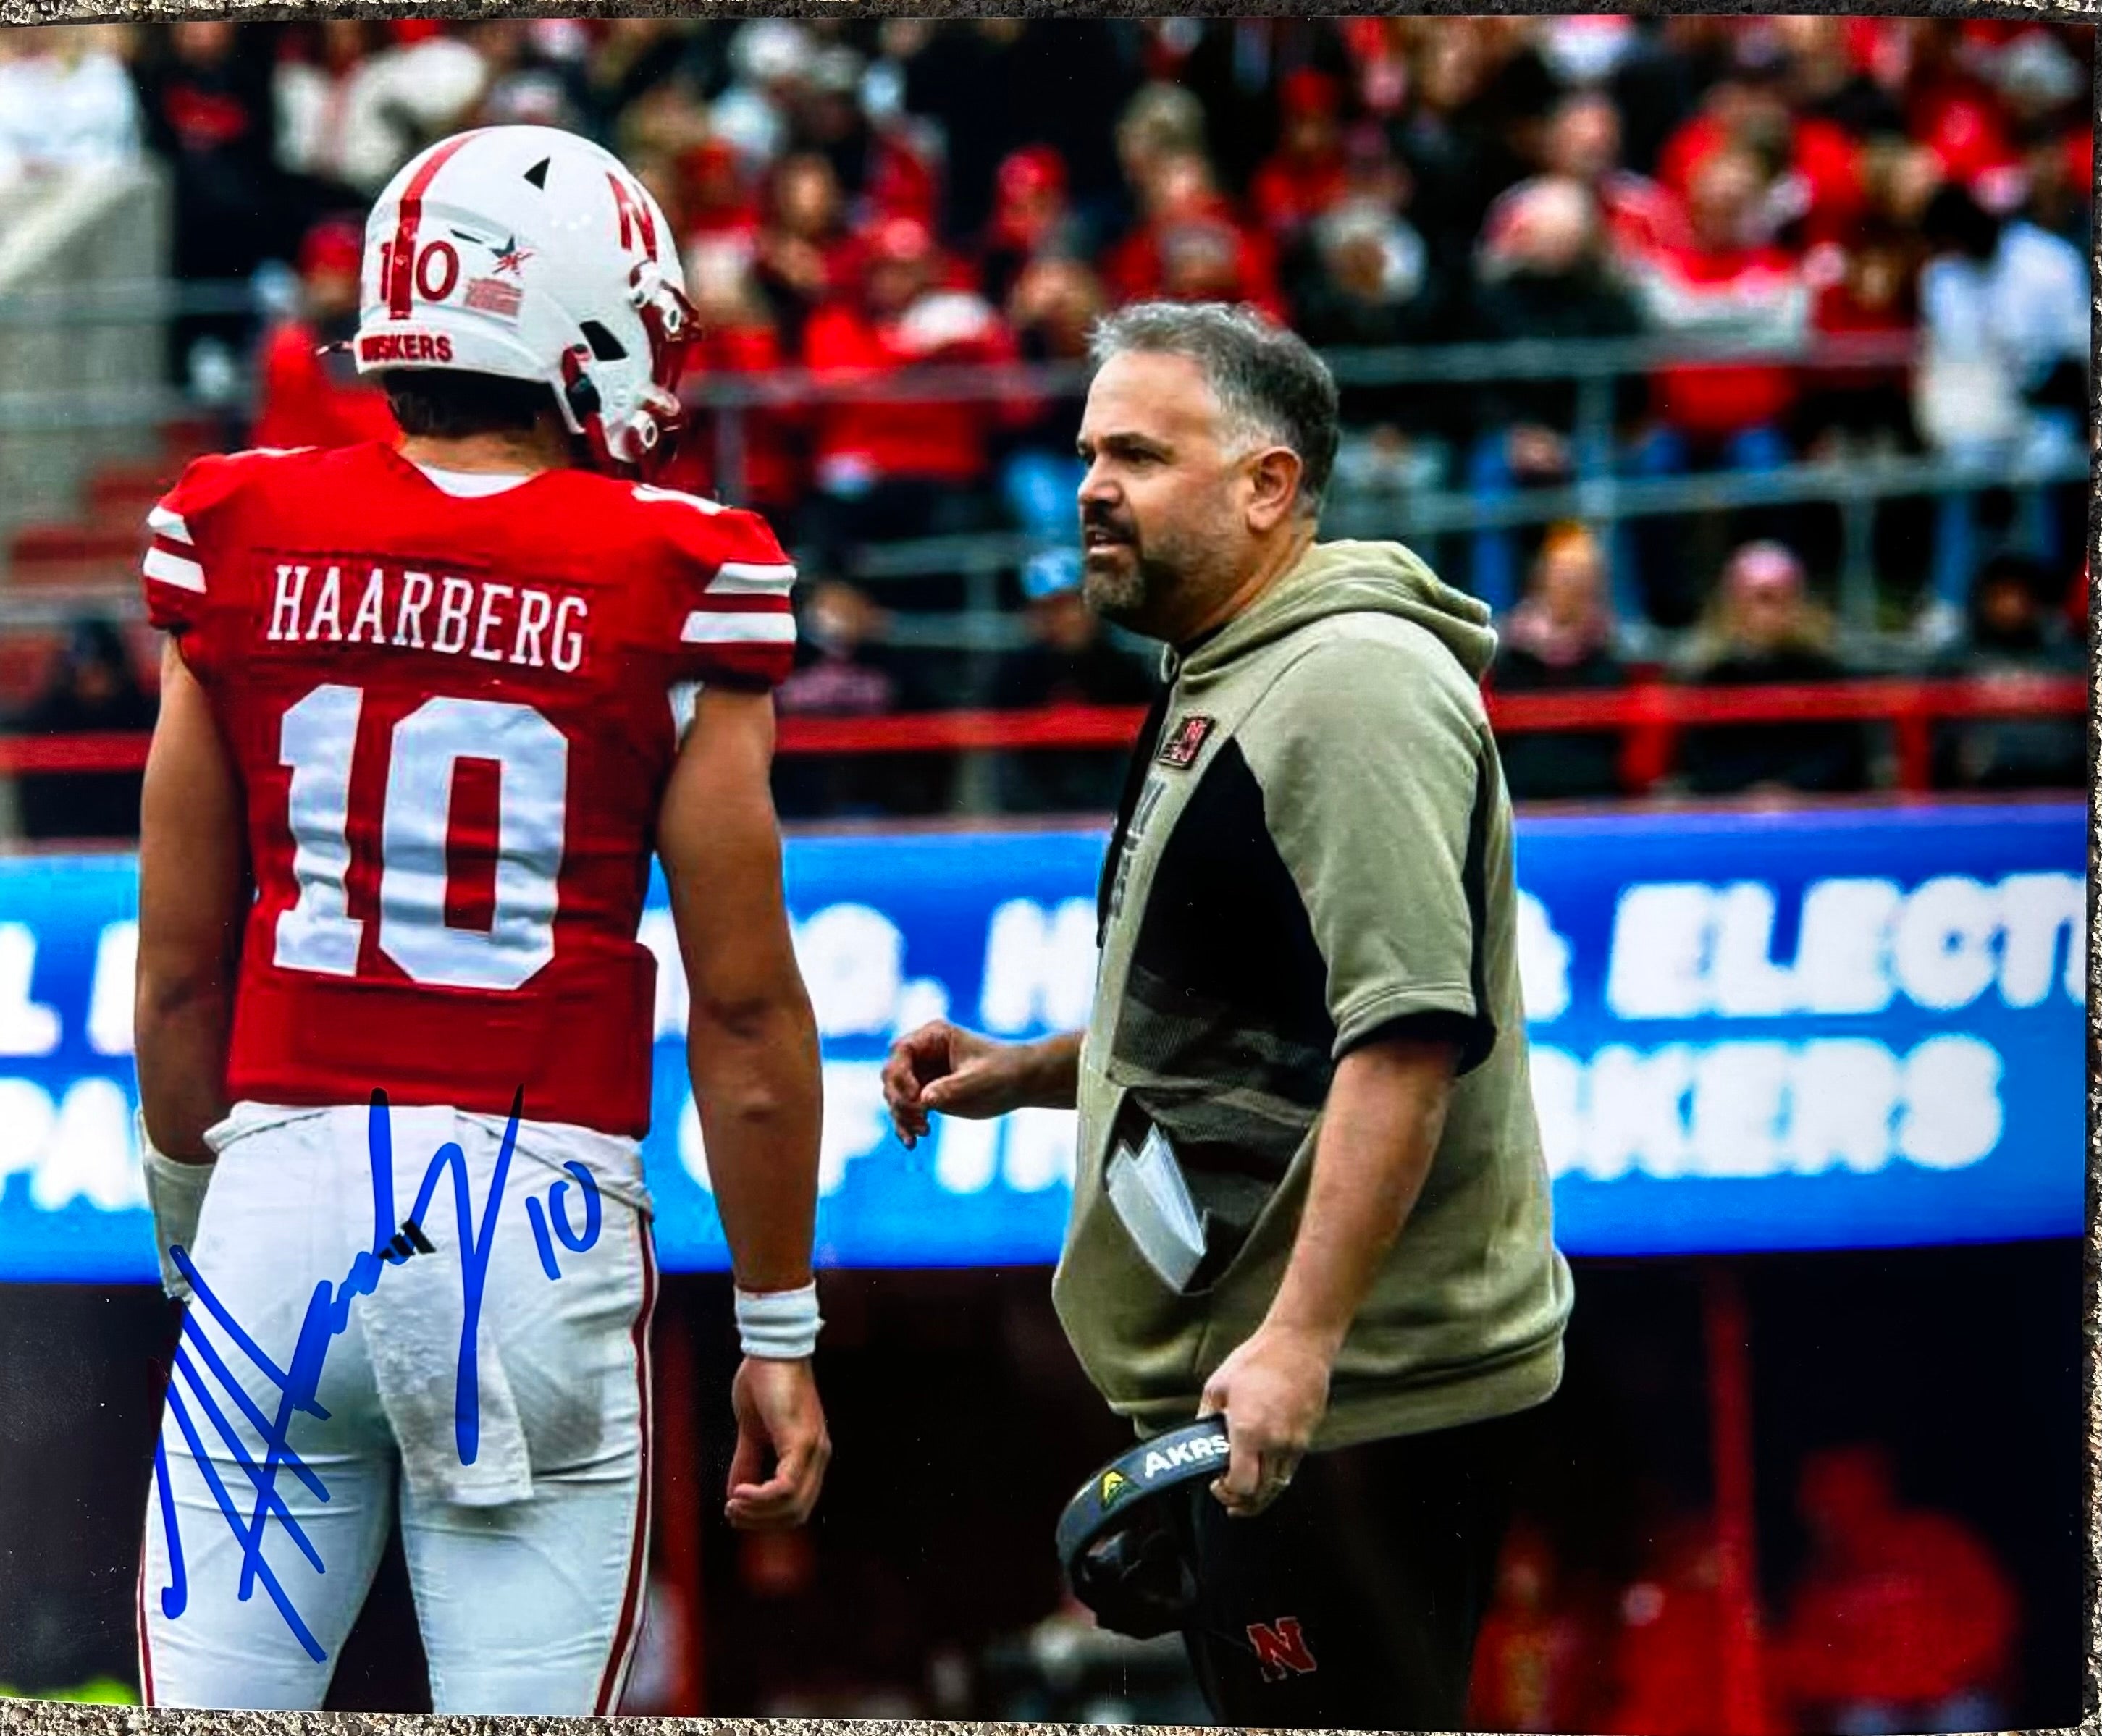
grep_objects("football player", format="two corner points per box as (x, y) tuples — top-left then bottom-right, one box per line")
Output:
(133, 125), (828, 1713)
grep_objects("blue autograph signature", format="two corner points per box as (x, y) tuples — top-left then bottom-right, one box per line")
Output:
(150, 1089), (603, 1660)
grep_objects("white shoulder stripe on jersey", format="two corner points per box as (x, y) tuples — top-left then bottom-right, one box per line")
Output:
(681, 610), (796, 646)
(143, 545), (206, 593)
(709, 562), (797, 597)
(633, 483), (725, 514)
(146, 505), (192, 545)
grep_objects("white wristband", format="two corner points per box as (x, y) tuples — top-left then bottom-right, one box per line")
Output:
(138, 1111), (215, 1302)
(735, 1283), (821, 1360)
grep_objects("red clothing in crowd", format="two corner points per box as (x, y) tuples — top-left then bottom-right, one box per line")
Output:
(802, 294), (1020, 487)
(2061, 125), (2093, 198)
(1773, 1508), (2019, 1714)
(661, 321), (805, 514)
(864, 128), (944, 231)
(1914, 83), (2023, 186)
(1103, 200), (1286, 321)
(1249, 151), (1348, 240)
(1804, 237), (1914, 410)
(1657, 111), (1865, 249)
(1469, 1596), (1594, 1731)
(1597, 170), (1691, 263)
(1641, 238), (1807, 439)
(1248, 69), (1350, 241)
(1599, 1571), (1733, 1736)
(1789, 119), (1869, 247)
(678, 138), (762, 248)
(250, 321), (400, 452)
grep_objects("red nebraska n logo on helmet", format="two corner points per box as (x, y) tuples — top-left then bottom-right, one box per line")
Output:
(608, 173), (657, 257)
(1246, 1618), (1318, 1682)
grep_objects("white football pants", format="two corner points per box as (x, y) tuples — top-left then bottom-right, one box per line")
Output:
(138, 1100), (655, 1714)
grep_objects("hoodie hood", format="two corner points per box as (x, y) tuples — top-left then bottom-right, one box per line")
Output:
(1171, 539), (1497, 687)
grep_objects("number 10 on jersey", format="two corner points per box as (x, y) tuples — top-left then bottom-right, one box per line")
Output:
(276, 684), (570, 992)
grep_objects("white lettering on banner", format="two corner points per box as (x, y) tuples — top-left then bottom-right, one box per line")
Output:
(1787, 1040), (1902, 1173)
(1896, 1035), (2004, 1169)
(676, 1093), (708, 1191)
(0, 1077), (57, 1181)
(1708, 888), (1797, 1017)
(935, 1116), (998, 1194)
(1601, 873), (2085, 1019)
(674, 1063), (894, 1199)
(87, 922), (137, 1055)
(1535, 1035), (2004, 1182)
(931, 1108), (1078, 1195)
(1794, 880), (1901, 1015)
(1689, 1040), (1793, 1176)
(637, 909), (686, 1042)
(1004, 1108), (1077, 1192)
(1891, 877), (2001, 1010)
(1997, 872), (2086, 1008)
(0, 925), (59, 1057)
(817, 1063), (890, 1194)
(794, 904), (903, 1037)
(1515, 891), (1570, 1022)
(891, 975), (951, 1034)
(0, 1077), (143, 1210)
(646, 902), (946, 1044)
(1605, 885), (1711, 1019)
(1583, 1044), (1695, 1179)
(980, 898), (1097, 1034)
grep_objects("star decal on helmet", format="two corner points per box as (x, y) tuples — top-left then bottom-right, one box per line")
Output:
(493, 237), (534, 277)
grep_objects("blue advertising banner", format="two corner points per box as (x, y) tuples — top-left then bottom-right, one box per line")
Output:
(0, 803), (2083, 1282)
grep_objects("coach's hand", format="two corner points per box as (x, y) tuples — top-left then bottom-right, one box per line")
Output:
(1199, 1325), (1333, 1519)
(726, 1356), (831, 1531)
(883, 1021), (1021, 1147)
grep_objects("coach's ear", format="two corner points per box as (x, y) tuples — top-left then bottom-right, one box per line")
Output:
(1243, 443), (1303, 535)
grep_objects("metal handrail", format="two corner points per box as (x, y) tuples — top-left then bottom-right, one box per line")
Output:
(1, 446), (2083, 652)
(0, 336), (1926, 431)
(0, 677), (2084, 798)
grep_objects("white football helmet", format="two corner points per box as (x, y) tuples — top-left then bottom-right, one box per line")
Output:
(354, 125), (698, 479)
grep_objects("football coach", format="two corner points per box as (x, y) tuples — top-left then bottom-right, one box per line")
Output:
(883, 301), (1573, 1729)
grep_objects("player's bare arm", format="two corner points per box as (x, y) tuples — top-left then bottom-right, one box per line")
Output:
(880, 1024), (1082, 1147)
(1202, 1032), (1458, 1517)
(659, 684), (829, 1530)
(135, 639), (246, 1162)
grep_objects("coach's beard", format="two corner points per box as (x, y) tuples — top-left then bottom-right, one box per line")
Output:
(1082, 509), (1169, 630)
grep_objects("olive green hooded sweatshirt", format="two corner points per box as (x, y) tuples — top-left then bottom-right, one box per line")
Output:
(1051, 538), (1573, 1449)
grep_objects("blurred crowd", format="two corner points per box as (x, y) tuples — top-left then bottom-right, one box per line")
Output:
(1469, 1444), (2022, 1736)
(0, 17), (2090, 825)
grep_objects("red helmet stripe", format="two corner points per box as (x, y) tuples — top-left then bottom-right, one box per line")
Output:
(387, 130), (486, 320)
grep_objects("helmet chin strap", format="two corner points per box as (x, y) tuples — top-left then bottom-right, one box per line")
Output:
(558, 347), (621, 475)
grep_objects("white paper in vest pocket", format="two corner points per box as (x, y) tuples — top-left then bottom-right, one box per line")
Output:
(1105, 1124), (1207, 1292)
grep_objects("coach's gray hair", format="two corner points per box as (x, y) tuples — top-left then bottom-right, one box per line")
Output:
(1088, 302), (1341, 516)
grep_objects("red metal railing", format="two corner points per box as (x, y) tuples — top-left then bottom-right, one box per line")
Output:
(0, 675), (2085, 794)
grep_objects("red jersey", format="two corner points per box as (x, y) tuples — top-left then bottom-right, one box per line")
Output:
(251, 321), (400, 453)
(141, 441), (797, 1138)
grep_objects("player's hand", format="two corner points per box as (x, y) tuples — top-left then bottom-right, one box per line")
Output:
(882, 1020), (1025, 1148)
(726, 1356), (830, 1531)
(1198, 1325), (1333, 1519)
